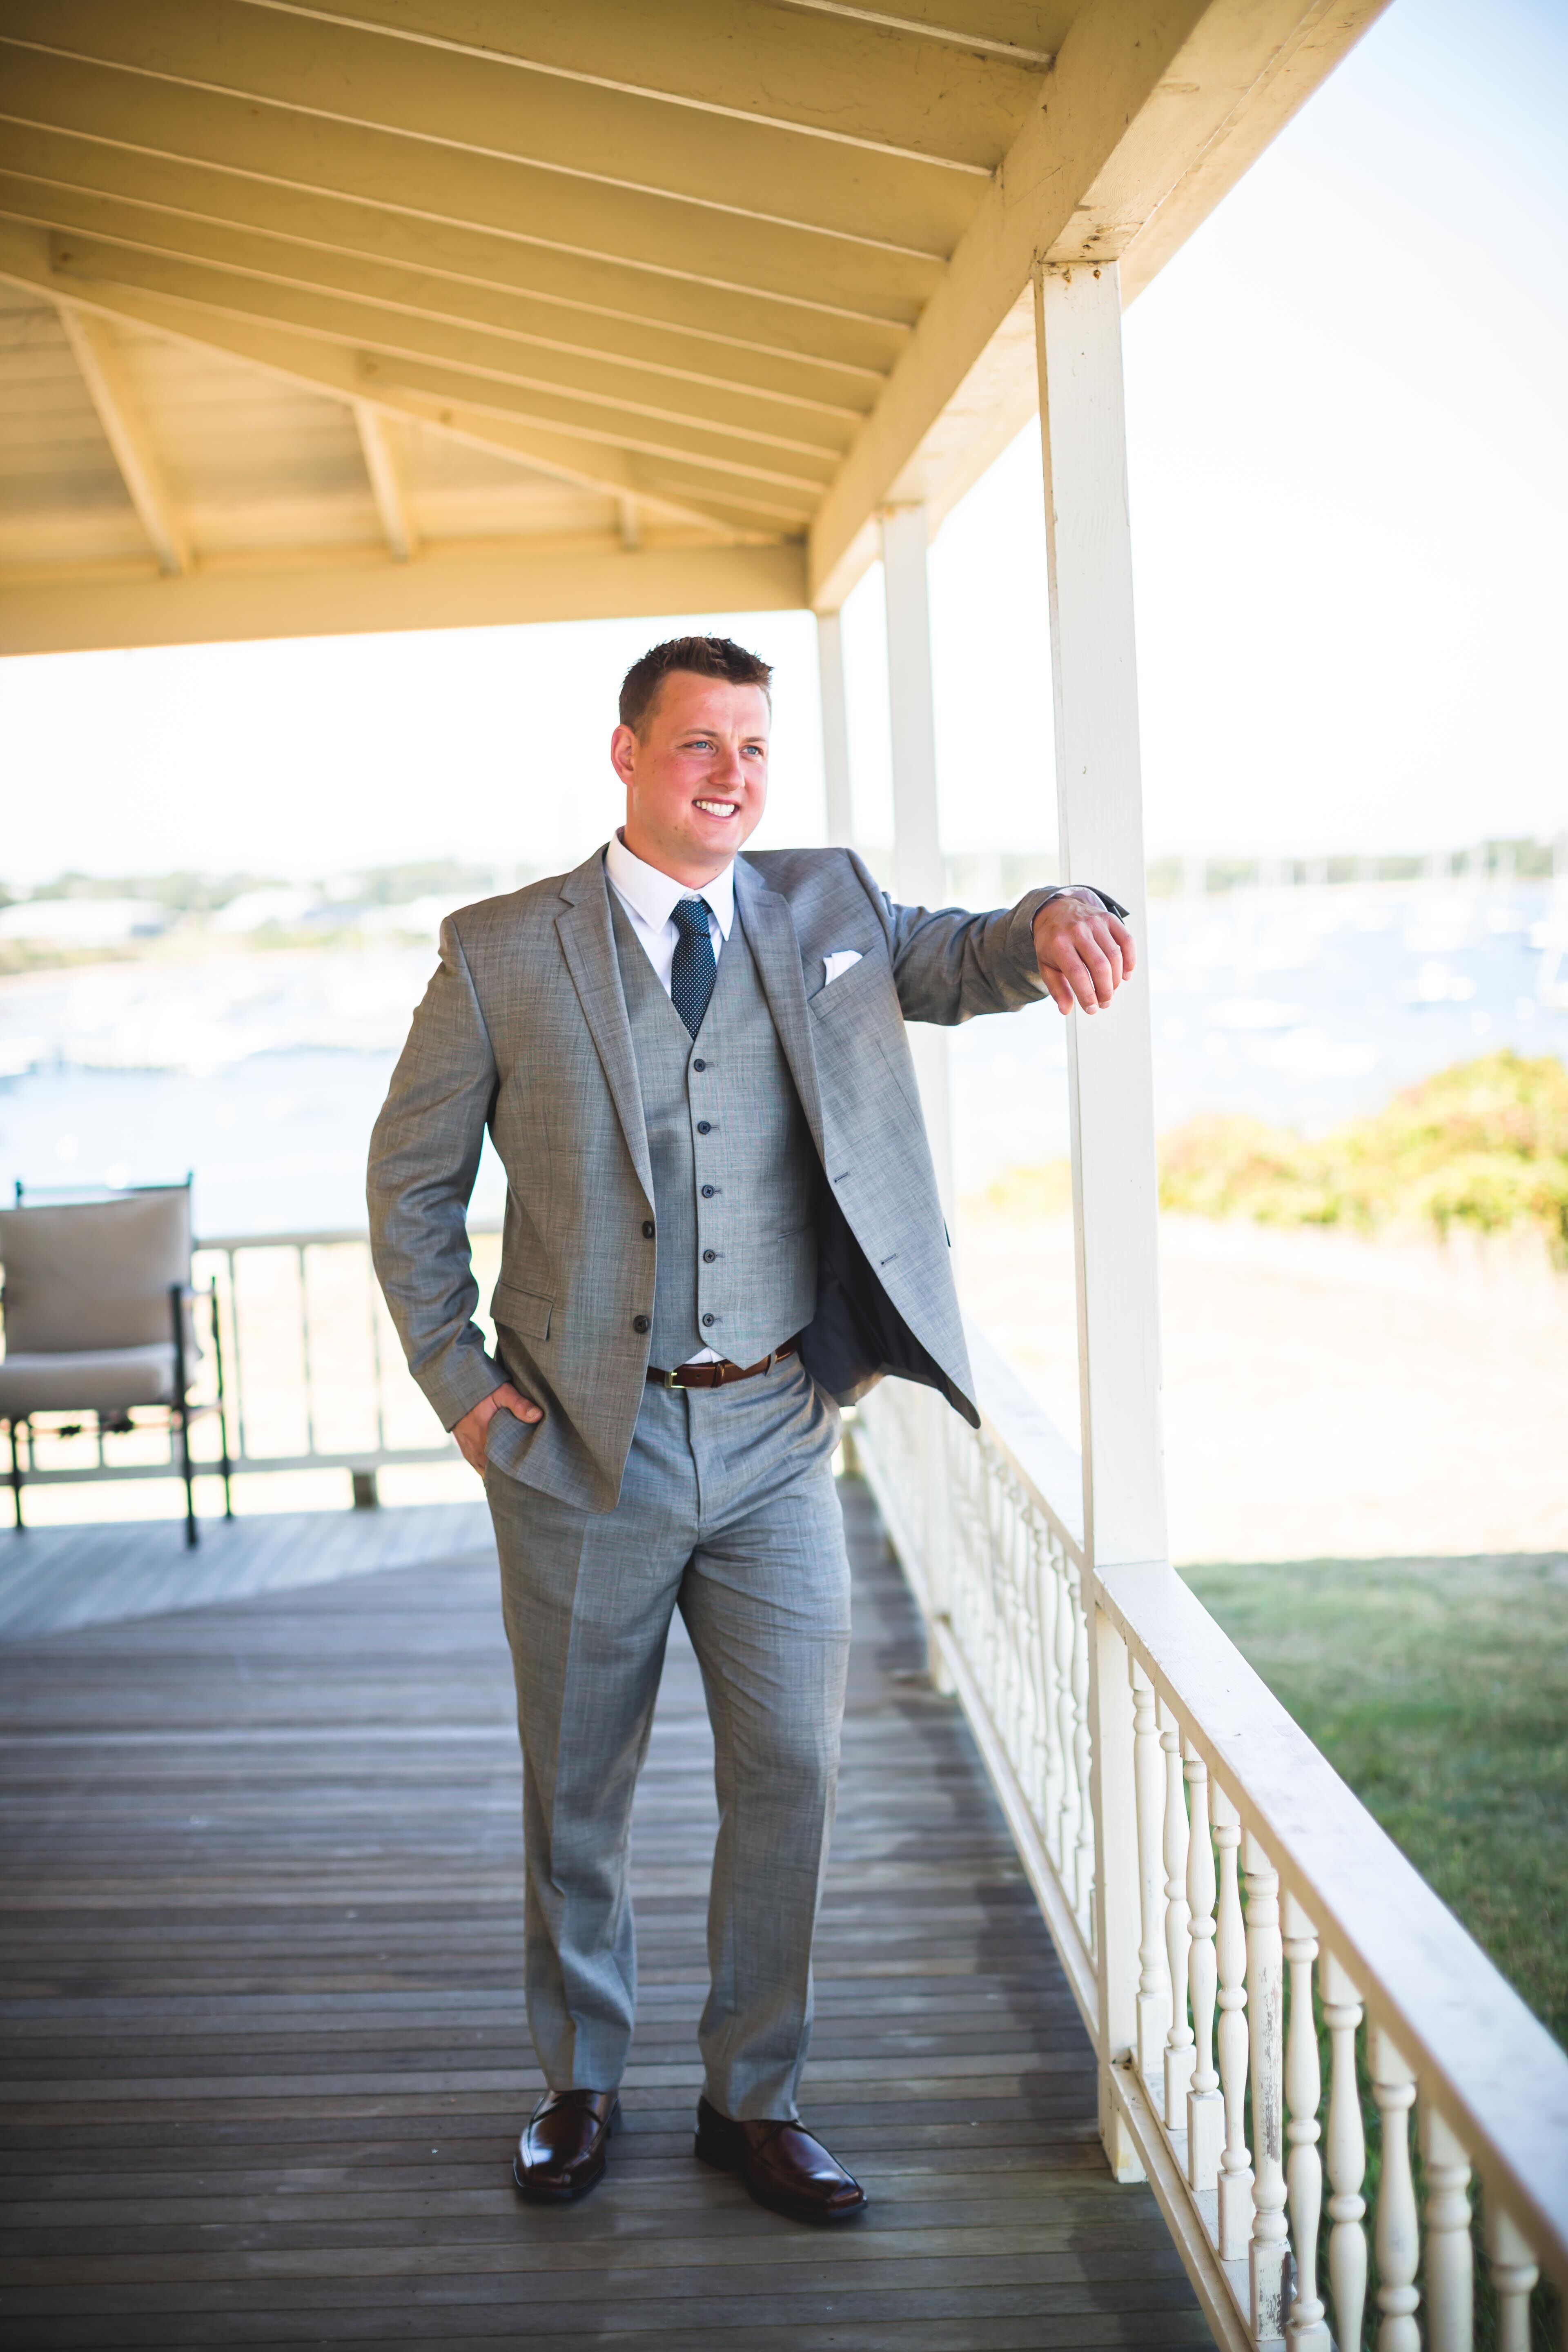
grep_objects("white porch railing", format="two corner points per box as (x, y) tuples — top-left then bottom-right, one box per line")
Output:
(855, 1326), (1568, 2352)
(6, 1227), (501, 1504)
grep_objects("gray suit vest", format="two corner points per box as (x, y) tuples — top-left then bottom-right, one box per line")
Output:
(609, 891), (819, 1368)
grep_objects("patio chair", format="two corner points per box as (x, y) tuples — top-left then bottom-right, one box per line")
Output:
(0, 1180), (232, 1547)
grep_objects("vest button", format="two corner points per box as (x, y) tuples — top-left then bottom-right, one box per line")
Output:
(703, 1249), (717, 1263)
(702, 1314), (716, 1328)
(632, 1315), (650, 1334)
(642, 1221), (655, 1238)
(696, 1120), (711, 1135)
(692, 1058), (706, 1071)
(701, 1184), (715, 1198)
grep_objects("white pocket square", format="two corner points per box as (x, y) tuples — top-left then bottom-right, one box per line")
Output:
(823, 950), (863, 987)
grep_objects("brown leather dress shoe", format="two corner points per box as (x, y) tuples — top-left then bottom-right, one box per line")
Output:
(513, 2089), (620, 2203)
(695, 2094), (867, 2223)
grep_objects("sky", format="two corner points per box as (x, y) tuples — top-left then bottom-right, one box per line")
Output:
(2, 0), (1564, 884)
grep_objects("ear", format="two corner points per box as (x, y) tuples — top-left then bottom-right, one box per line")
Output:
(610, 722), (638, 788)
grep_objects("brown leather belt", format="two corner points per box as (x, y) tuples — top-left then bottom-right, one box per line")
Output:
(648, 1339), (798, 1392)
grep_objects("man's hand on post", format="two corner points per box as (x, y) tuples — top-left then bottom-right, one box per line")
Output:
(1032, 891), (1136, 1017)
(452, 1382), (541, 1475)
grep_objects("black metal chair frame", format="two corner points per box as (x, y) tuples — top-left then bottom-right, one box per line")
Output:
(3, 1182), (235, 1549)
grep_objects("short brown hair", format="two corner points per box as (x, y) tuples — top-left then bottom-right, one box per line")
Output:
(618, 635), (773, 737)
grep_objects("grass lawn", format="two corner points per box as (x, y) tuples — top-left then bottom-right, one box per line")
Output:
(1182, 1552), (1568, 2051)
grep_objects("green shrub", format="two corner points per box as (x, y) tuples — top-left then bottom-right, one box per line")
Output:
(1158, 1051), (1568, 1261)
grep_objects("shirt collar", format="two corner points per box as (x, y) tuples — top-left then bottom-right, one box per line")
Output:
(605, 831), (735, 939)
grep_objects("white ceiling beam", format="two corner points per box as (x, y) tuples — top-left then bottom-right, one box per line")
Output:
(0, 44), (940, 327)
(352, 398), (416, 561)
(356, 350), (830, 505)
(43, 232), (857, 466)
(232, 0), (1047, 172)
(807, 0), (1390, 606)
(0, 538), (810, 658)
(0, 124), (911, 381)
(0, 220), (803, 539)
(53, 299), (190, 575)
(0, 2), (981, 262)
(9, 193), (875, 422)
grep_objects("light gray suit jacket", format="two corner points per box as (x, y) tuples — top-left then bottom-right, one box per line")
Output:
(368, 845), (1072, 1513)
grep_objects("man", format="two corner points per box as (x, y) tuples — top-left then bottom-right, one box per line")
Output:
(368, 635), (1133, 2224)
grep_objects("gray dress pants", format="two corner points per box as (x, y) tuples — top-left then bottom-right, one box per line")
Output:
(484, 1356), (850, 2121)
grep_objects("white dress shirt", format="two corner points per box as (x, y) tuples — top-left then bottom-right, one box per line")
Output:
(604, 831), (734, 996)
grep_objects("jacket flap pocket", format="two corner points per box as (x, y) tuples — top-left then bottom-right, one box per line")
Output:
(491, 1280), (552, 1341)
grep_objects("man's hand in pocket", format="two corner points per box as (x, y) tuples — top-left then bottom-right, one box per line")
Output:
(452, 1382), (541, 1474)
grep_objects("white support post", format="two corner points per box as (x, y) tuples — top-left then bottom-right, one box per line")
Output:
(816, 609), (855, 850)
(1035, 256), (1168, 2189)
(880, 501), (954, 1222)
(1033, 261), (1167, 1575)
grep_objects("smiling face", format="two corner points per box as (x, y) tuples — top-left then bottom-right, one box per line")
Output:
(612, 670), (770, 886)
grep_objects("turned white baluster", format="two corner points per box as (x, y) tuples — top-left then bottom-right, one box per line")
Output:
(1161, 1703), (1194, 2131)
(1320, 1952), (1367, 2352)
(1032, 1521), (1060, 1832)
(1370, 2026), (1420, 2352)
(1130, 1661), (1168, 2086)
(1421, 2107), (1472, 2352)
(1213, 1789), (1253, 2259)
(1069, 1565), (1094, 1937)
(1282, 1893), (1329, 2352)
(1485, 2204), (1539, 2352)
(1040, 1537), (1066, 1854)
(1245, 1833), (1289, 2343)
(1055, 1559), (1078, 1878)
(1184, 1745), (1224, 2205)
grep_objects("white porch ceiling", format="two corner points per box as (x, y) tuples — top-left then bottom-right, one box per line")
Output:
(0, 0), (1388, 653)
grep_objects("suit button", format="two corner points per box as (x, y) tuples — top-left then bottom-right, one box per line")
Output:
(703, 1249), (716, 1263)
(692, 1058), (706, 1071)
(696, 1120), (711, 1135)
(642, 1221), (655, 1238)
(701, 1184), (715, 1198)
(632, 1315), (650, 1334)
(702, 1314), (716, 1328)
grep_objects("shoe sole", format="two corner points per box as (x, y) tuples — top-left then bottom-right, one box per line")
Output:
(513, 2097), (620, 2203)
(694, 2126), (867, 2224)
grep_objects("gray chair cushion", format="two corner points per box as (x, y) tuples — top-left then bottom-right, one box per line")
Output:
(0, 1189), (195, 1356)
(0, 1345), (178, 1417)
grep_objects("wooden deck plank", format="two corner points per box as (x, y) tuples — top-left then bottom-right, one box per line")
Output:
(0, 1501), (494, 1640)
(0, 1477), (1203, 2348)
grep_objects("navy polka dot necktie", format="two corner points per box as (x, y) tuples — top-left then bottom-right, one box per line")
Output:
(670, 896), (717, 1038)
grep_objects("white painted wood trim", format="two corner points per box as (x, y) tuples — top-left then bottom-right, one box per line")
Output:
(0, 541), (808, 657)
(927, 1610), (1099, 2036)
(55, 301), (191, 577)
(352, 399), (419, 562)
(1033, 258), (1167, 1573)
(815, 609), (855, 848)
(879, 499), (954, 1219)
(1093, 1559), (1568, 2276)
(1110, 2055), (1256, 2352)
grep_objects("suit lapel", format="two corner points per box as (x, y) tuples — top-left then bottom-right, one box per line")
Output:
(734, 856), (825, 1158)
(555, 852), (654, 1205)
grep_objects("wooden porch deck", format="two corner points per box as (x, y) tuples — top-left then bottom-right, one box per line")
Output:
(0, 1480), (1204, 2350)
